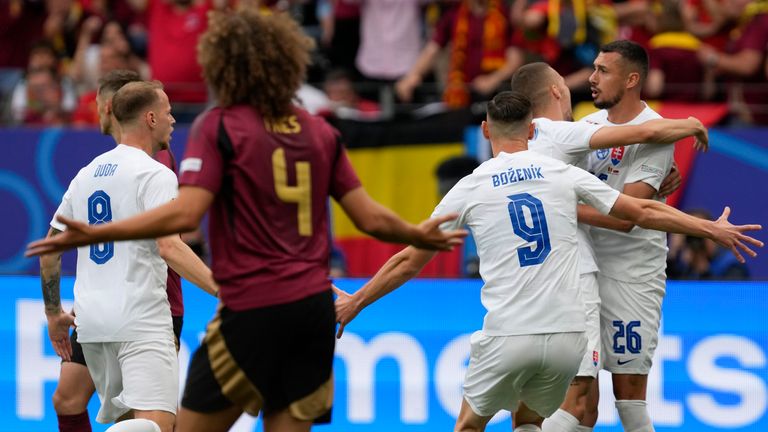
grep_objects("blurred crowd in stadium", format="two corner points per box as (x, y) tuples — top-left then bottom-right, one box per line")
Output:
(1, 0), (767, 127)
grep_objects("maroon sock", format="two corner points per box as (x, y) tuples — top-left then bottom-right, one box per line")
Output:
(57, 411), (92, 432)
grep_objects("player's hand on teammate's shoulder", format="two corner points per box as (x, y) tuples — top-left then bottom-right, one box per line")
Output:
(332, 285), (359, 339)
(46, 309), (75, 361)
(710, 206), (763, 263)
(688, 116), (709, 152)
(412, 213), (468, 251)
(26, 216), (98, 257)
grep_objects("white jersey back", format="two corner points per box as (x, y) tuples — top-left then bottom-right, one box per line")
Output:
(529, 117), (604, 275)
(583, 105), (674, 282)
(52, 145), (177, 343)
(433, 150), (619, 336)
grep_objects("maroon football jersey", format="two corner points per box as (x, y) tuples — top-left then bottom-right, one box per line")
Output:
(179, 105), (361, 310)
(155, 149), (184, 317)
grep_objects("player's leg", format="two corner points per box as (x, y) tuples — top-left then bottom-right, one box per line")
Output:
(578, 376), (600, 430)
(522, 332), (586, 432)
(54, 330), (95, 432)
(542, 273), (602, 432)
(113, 339), (179, 432)
(454, 398), (494, 432)
(599, 274), (665, 432)
(105, 419), (161, 432)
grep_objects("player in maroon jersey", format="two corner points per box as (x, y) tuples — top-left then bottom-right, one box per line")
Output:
(29, 10), (467, 432)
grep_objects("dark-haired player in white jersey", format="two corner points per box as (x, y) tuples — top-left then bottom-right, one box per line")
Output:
(333, 91), (761, 432)
(507, 61), (708, 432)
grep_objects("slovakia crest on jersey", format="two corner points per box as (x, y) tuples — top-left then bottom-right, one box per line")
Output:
(595, 148), (609, 160)
(610, 146), (625, 166)
(593, 350), (599, 366)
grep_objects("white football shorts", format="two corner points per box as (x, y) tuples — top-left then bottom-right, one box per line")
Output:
(82, 338), (179, 423)
(599, 272), (665, 374)
(463, 331), (586, 418)
(577, 272), (602, 377)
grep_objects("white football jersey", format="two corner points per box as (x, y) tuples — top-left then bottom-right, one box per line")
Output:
(583, 105), (674, 282)
(433, 150), (620, 336)
(529, 117), (604, 275)
(52, 145), (177, 343)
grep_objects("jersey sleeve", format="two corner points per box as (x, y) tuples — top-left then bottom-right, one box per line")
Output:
(179, 112), (223, 194)
(430, 176), (471, 231)
(569, 166), (620, 215)
(329, 131), (363, 200)
(624, 143), (673, 191)
(50, 184), (75, 232)
(141, 167), (179, 211)
(549, 120), (604, 159)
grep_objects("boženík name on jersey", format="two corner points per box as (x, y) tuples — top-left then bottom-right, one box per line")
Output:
(94, 164), (118, 177)
(491, 165), (544, 188)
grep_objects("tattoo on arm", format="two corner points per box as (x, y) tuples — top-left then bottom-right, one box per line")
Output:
(40, 228), (63, 314)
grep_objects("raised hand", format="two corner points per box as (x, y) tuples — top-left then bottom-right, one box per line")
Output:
(411, 213), (468, 251)
(688, 116), (709, 152)
(710, 207), (763, 263)
(26, 216), (99, 257)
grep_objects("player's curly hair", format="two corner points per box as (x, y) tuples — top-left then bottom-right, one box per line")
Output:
(197, 9), (314, 123)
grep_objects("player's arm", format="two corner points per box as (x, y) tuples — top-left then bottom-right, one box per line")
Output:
(27, 186), (215, 257)
(338, 187), (467, 251)
(39, 227), (74, 361)
(156, 235), (219, 297)
(589, 117), (708, 151)
(334, 246), (436, 338)
(577, 181), (656, 232)
(609, 197), (762, 263)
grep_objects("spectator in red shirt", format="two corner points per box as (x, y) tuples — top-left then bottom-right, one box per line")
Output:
(322, 68), (380, 119)
(127, 0), (220, 105)
(395, 0), (524, 108)
(697, 0), (768, 124)
(646, 0), (713, 101)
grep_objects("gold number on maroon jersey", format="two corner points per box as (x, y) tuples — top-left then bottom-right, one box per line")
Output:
(272, 148), (312, 236)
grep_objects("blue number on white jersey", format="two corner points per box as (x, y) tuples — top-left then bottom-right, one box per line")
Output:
(87, 190), (114, 264)
(507, 193), (551, 266)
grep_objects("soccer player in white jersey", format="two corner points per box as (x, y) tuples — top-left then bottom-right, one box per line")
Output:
(578, 40), (679, 432)
(39, 81), (213, 432)
(507, 62), (708, 432)
(332, 92), (762, 432)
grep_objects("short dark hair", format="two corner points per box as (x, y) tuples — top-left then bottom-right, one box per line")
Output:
(509, 62), (557, 111)
(600, 40), (649, 82)
(112, 80), (163, 124)
(487, 91), (532, 125)
(98, 69), (141, 98)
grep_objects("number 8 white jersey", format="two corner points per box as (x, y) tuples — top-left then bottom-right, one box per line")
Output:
(433, 150), (619, 336)
(51, 144), (178, 343)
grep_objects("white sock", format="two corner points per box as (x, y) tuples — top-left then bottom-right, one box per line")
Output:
(615, 400), (654, 432)
(542, 409), (579, 432)
(515, 425), (542, 432)
(575, 426), (593, 432)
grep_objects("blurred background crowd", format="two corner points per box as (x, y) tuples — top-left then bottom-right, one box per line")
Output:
(1, 0), (767, 127)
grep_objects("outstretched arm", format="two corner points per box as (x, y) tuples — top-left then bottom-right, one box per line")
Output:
(338, 187), (467, 251)
(334, 246), (436, 338)
(610, 196), (763, 262)
(39, 227), (75, 361)
(157, 235), (219, 297)
(589, 117), (708, 151)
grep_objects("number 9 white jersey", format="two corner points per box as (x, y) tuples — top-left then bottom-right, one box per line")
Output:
(432, 150), (619, 336)
(51, 144), (177, 343)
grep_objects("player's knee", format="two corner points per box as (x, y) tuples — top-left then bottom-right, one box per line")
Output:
(52, 388), (89, 415)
